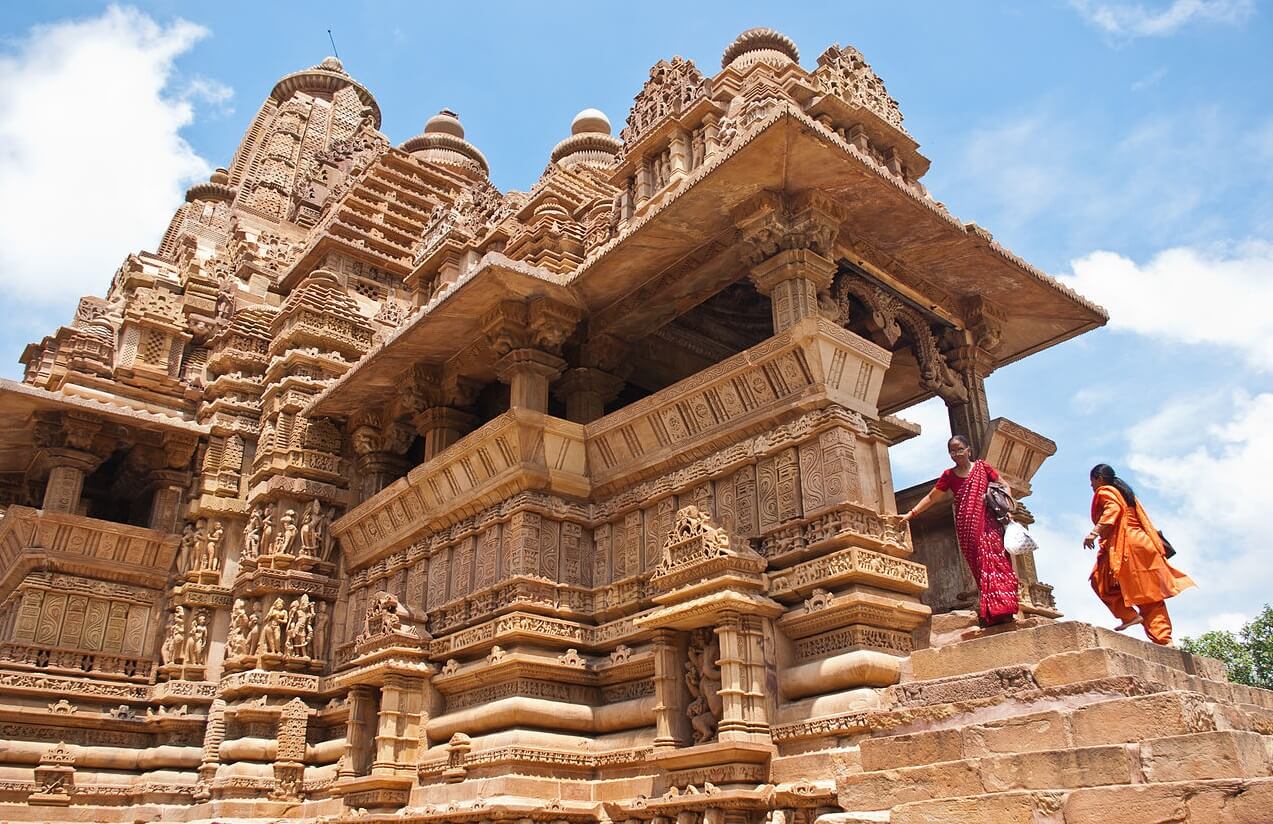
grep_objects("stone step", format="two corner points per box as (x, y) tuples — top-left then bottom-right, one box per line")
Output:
(838, 743), (1140, 811)
(863, 691), (1273, 771)
(841, 730), (1273, 812)
(884, 777), (1273, 824)
(909, 620), (1228, 683)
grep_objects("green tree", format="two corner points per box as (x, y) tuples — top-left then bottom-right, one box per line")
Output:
(1181, 604), (1273, 690)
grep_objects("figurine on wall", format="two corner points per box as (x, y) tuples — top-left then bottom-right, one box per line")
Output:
(183, 610), (209, 665)
(276, 509), (298, 556)
(204, 521), (223, 572)
(258, 598), (287, 655)
(227, 598), (251, 657)
(191, 519), (210, 571)
(286, 594), (314, 657)
(244, 600), (262, 654)
(177, 523), (196, 574)
(160, 607), (186, 666)
(299, 499), (321, 556)
(313, 600), (330, 658)
(685, 628), (723, 744)
(318, 505), (337, 561)
(242, 507), (261, 560)
(260, 506), (275, 556)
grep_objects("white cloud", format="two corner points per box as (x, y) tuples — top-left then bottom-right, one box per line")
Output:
(1130, 66), (1168, 91)
(0, 6), (224, 309)
(1056, 243), (1273, 371)
(886, 397), (951, 492)
(1070, 0), (1255, 38)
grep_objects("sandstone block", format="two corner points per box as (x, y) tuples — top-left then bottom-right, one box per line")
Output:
(978, 744), (1138, 792)
(963, 710), (1070, 758)
(859, 727), (962, 771)
(836, 759), (982, 811)
(1141, 730), (1273, 782)
(910, 621), (1099, 680)
(1062, 780), (1253, 824)
(1070, 691), (1216, 747)
(889, 790), (1045, 824)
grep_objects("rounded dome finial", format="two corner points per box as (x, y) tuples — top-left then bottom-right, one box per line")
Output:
(571, 108), (612, 136)
(721, 27), (800, 70)
(317, 55), (345, 73)
(424, 109), (465, 139)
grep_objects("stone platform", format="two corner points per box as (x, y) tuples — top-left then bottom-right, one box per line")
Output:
(824, 616), (1273, 823)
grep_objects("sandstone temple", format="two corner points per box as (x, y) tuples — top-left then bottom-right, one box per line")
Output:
(0, 27), (1268, 824)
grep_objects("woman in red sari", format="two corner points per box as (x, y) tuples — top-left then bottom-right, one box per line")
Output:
(1085, 464), (1194, 645)
(903, 435), (1020, 626)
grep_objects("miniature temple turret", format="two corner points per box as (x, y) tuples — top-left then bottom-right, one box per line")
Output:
(0, 26), (1265, 824)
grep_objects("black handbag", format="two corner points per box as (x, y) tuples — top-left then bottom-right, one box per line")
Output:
(1158, 530), (1177, 559)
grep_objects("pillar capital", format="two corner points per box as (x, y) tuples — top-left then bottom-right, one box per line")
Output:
(553, 367), (625, 424)
(494, 348), (566, 413)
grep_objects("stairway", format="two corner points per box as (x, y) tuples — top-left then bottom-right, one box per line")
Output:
(832, 618), (1273, 823)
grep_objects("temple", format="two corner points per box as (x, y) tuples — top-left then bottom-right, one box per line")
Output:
(0, 29), (1268, 824)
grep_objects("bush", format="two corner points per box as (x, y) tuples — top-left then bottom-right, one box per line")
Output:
(1181, 604), (1273, 689)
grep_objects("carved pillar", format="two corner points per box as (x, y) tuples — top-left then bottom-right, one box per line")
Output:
(652, 629), (688, 750)
(483, 297), (580, 414)
(714, 611), (750, 743)
(495, 348), (565, 412)
(739, 614), (771, 739)
(554, 367), (624, 424)
(350, 414), (413, 501)
(945, 343), (995, 453)
(735, 190), (846, 334)
(341, 685), (377, 779)
(413, 407), (475, 461)
(40, 449), (98, 513)
(669, 127), (692, 181)
(749, 249), (838, 333)
(371, 674), (425, 775)
(144, 469), (188, 533)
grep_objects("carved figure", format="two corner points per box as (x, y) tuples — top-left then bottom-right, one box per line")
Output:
(286, 595), (314, 657)
(299, 499), (321, 556)
(360, 591), (404, 639)
(183, 610), (209, 665)
(313, 600), (330, 658)
(260, 507), (274, 555)
(191, 519), (210, 571)
(318, 505), (337, 561)
(160, 607), (185, 666)
(177, 523), (196, 574)
(204, 521), (223, 572)
(257, 598), (287, 655)
(685, 628), (722, 743)
(242, 507), (261, 560)
(275, 509), (298, 556)
(244, 600), (262, 654)
(227, 598), (251, 657)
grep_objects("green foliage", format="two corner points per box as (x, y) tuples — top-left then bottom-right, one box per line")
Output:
(1181, 604), (1273, 690)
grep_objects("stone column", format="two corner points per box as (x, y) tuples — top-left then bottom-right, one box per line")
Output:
(749, 248), (838, 333)
(341, 685), (377, 778)
(739, 614), (771, 740)
(651, 629), (687, 750)
(40, 449), (100, 514)
(494, 348), (565, 413)
(553, 367), (624, 424)
(144, 469), (188, 533)
(371, 674), (425, 775)
(350, 415), (413, 501)
(945, 343), (995, 453)
(735, 190), (847, 334)
(413, 407), (475, 461)
(714, 611), (749, 743)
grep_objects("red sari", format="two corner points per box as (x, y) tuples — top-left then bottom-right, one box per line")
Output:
(937, 460), (1020, 624)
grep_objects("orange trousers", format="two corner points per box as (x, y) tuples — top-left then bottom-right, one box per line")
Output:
(1093, 581), (1173, 645)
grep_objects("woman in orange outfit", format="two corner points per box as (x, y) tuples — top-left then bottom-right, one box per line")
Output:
(1084, 464), (1195, 645)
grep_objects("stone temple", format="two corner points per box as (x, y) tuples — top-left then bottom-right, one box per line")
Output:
(0, 27), (1269, 824)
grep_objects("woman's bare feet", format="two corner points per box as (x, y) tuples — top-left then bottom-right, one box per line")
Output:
(1115, 615), (1144, 632)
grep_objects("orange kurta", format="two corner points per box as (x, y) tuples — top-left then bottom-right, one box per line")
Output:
(1090, 486), (1195, 606)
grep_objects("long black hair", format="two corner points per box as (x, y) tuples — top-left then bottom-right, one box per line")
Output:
(1091, 463), (1136, 507)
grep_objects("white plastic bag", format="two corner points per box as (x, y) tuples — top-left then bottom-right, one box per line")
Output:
(1003, 521), (1038, 555)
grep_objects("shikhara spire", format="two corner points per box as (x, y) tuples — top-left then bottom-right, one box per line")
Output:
(0, 26), (1259, 824)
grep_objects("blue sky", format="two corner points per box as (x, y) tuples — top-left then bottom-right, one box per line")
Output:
(2, 1), (1270, 638)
